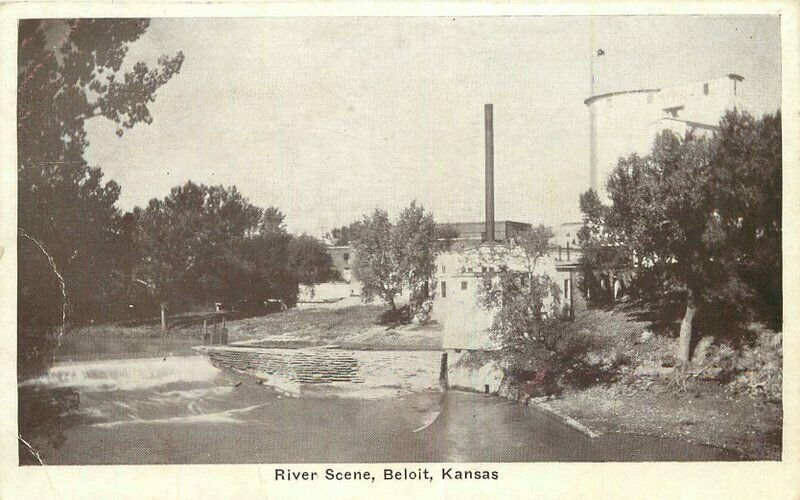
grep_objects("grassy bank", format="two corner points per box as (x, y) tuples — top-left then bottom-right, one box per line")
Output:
(60, 304), (443, 361)
(223, 305), (443, 350)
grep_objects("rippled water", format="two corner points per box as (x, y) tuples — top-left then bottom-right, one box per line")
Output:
(20, 354), (740, 464)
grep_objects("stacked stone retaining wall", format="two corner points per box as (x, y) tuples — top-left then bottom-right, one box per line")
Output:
(195, 345), (442, 391)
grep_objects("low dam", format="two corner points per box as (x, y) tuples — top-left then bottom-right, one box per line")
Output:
(194, 344), (444, 398)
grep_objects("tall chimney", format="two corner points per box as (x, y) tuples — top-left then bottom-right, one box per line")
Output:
(484, 103), (495, 243)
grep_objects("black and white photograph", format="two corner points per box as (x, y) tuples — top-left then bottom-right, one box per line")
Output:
(4, 5), (795, 496)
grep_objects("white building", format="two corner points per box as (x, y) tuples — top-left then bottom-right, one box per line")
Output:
(587, 73), (744, 198)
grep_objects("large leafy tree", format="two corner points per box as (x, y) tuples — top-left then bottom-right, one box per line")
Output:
(580, 110), (781, 369)
(395, 202), (438, 320)
(133, 182), (263, 330)
(352, 202), (441, 321)
(17, 19), (183, 367)
(288, 234), (339, 286)
(710, 111), (782, 329)
(352, 209), (404, 311)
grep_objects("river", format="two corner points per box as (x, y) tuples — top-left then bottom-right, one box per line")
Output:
(19, 354), (739, 464)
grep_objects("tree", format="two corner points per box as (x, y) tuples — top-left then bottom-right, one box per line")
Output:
(288, 234), (339, 286)
(260, 206), (287, 235)
(477, 228), (566, 395)
(510, 225), (555, 279)
(395, 202), (438, 321)
(351, 202), (442, 321)
(237, 231), (298, 308)
(352, 209), (404, 310)
(580, 110), (782, 369)
(325, 221), (364, 246)
(17, 19), (183, 361)
(433, 224), (459, 251)
(710, 111), (782, 329)
(479, 225), (560, 327)
(133, 182), (263, 330)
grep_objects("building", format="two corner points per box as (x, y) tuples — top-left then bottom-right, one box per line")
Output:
(586, 74), (743, 198)
(436, 221), (531, 243)
(327, 245), (355, 283)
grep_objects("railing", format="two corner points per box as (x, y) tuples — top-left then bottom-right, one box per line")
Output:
(202, 312), (229, 345)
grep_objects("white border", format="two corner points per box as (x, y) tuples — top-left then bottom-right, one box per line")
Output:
(0, 2), (797, 499)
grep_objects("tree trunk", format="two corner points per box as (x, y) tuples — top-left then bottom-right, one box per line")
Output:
(160, 302), (167, 334)
(677, 287), (696, 371)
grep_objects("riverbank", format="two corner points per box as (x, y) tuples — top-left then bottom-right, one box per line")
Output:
(543, 380), (781, 460)
(60, 304), (443, 362)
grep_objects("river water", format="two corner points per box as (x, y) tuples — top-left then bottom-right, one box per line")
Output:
(20, 354), (739, 464)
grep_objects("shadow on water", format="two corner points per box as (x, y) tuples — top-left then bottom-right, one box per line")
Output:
(18, 355), (742, 465)
(18, 386), (80, 465)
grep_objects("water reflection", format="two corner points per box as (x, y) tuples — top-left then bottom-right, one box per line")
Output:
(18, 355), (741, 464)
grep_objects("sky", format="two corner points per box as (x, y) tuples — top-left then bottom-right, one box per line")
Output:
(83, 16), (782, 236)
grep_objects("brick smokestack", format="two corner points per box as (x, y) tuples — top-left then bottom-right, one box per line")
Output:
(484, 103), (495, 242)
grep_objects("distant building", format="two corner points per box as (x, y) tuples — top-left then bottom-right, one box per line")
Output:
(322, 245), (361, 298)
(435, 220), (532, 243)
(586, 73), (743, 198)
(327, 245), (355, 283)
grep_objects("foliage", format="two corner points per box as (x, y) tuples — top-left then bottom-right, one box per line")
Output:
(579, 110), (782, 368)
(17, 19), (183, 375)
(352, 208), (404, 310)
(351, 202), (440, 321)
(706, 329), (782, 402)
(732, 330), (782, 401)
(133, 182), (319, 318)
(288, 234), (340, 285)
(476, 226), (602, 394)
(325, 221), (364, 246)
(710, 111), (782, 329)
(395, 202), (438, 321)
(433, 224), (459, 251)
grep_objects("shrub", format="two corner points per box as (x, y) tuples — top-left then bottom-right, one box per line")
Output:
(732, 329), (782, 401)
(705, 328), (782, 401)
(377, 305), (411, 326)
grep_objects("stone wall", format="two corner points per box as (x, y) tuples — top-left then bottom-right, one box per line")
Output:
(196, 346), (442, 392)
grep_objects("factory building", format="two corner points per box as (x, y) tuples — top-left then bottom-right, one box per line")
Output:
(587, 73), (744, 198)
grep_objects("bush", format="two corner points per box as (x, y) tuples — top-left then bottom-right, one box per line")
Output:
(732, 329), (782, 401)
(705, 328), (782, 401)
(377, 305), (411, 326)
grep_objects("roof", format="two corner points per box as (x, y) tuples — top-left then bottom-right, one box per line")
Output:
(584, 74), (745, 106)
(584, 88), (660, 106)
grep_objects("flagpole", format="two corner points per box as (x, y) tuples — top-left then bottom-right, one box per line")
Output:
(589, 17), (595, 97)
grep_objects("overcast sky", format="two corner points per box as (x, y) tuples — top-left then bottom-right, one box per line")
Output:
(83, 16), (781, 236)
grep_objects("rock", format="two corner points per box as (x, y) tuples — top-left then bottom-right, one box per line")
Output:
(693, 336), (715, 365)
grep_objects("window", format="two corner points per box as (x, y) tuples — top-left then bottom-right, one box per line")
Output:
(441, 265), (446, 274)
(564, 279), (570, 300)
(441, 281), (447, 298)
(461, 281), (468, 290)
(481, 266), (487, 273)
(467, 267), (473, 273)
(647, 94), (654, 104)
(343, 253), (349, 262)
(703, 83), (709, 95)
